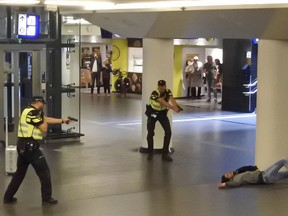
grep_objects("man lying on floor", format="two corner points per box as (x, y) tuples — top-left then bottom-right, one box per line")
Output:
(218, 159), (288, 189)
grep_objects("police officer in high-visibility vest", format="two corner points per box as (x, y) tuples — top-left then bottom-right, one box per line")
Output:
(3, 96), (70, 205)
(146, 80), (181, 162)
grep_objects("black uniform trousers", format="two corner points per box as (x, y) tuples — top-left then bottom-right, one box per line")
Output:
(4, 143), (52, 202)
(90, 72), (101, 94)
(146, 110), (172, 155)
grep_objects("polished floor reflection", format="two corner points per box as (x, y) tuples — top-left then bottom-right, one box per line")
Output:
(1, 92), (287, 216)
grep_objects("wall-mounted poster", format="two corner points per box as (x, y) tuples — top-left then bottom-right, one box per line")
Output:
(81, 47), (90, 68)
(82, 47), (90, 57)
(127, 72), (142, 94)
(128, 38), (143, 47)
(92, 47), (100, 52)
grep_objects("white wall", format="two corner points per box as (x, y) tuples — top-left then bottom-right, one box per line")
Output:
(62, 25), (101, 36)
(181, 47), (223, 97)
(61, 46), (80, 133)
(205, 48), (223, 63)
(128, 47), (143, 72)
(125, 46), (223, 97)
(181, 47), (206, 97)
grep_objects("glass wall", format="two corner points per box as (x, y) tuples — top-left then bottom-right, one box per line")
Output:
(60, 18), (83, 137)
(0, 7), (7, 39)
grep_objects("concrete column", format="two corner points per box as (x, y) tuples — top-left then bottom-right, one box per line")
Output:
(256, 40), (288, 168)
(140, 38), (174, 152)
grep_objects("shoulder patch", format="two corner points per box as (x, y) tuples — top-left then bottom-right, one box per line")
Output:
(27, 109), (39, 117)
(150, 90), (160, 100)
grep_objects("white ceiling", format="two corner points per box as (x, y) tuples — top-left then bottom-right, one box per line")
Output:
(51, 1), (288, 39)
(71, 8), (288, 39)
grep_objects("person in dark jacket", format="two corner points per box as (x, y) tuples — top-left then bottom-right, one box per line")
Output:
(218, 159), (288, 189)
(203, 55), (217, 102)
(100, 60), (112, 96)
(89, 49), (103, 95)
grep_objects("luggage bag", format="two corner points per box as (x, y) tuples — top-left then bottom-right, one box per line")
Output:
(4, 116), (17, 175)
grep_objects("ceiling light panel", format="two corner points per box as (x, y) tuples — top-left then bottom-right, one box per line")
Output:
(45, 0), (288, 12)
(44, 0), (113, 6)
(0, 0), (40, 4)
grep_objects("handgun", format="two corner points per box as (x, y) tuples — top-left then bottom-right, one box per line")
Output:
(177, 105), (184, 111)
(68, 116), (78, 122)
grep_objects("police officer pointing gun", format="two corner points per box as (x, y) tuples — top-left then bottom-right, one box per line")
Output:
(145, 80), (182, 162)
(3, 96), (73, 205)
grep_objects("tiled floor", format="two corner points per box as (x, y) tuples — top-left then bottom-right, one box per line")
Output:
(0, 92), (287, 216)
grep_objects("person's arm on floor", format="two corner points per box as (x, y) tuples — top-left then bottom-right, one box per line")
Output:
(218, 183), (227, 189)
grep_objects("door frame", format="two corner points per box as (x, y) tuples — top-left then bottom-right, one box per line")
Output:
(0, 44), (46, 146)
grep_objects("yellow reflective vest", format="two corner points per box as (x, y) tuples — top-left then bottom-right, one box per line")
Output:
(18, 107), (44, 140)
(149, 89), (172, 111)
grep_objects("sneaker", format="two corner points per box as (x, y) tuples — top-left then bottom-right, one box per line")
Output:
(42, 198), (58, 206)
(162, 154), (173, 162)
(3, 197), (17, 204)
(206, 99), (211, 103)
(147, 154), (153, 161)
(214, 99), (217, 103)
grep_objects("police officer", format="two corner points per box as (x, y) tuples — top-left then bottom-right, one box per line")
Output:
(146, 80), (181, 162)
(3, 96), (70, 205)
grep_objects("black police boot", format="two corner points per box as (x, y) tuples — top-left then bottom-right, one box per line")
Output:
(42, 197), (58, 206)
(162, 154), (173, 162)
(3, 197), (17, 204)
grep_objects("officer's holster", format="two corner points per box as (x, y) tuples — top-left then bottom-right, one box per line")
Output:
(17, 138), (39, 154)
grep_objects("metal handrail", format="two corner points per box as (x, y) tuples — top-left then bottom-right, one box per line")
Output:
(243, 77), (257, 95)
(243, 88), (257, 95)
(243, 79), (257, 87)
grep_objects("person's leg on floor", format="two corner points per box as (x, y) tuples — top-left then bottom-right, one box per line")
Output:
(263, 159), (288, 183)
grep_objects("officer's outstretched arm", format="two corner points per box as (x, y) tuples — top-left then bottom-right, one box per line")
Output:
(169, 96), (180, 113)
(44, 116), (70, 124)
(38, 121), (48, 133)
(157, 98), (179, 112)
(157, 98), (174, 110)
(169, 96), (179, 107)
